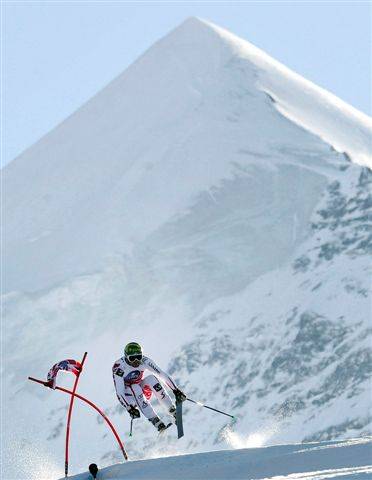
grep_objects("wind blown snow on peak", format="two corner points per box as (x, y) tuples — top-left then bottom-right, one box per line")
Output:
(174, 17), (372, 167)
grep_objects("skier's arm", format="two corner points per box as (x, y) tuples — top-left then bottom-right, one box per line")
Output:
(144, 357), (179, 391)
(112, 363), (131, 410)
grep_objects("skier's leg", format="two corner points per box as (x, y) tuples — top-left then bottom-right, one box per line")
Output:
(117, 383), (138, 411)
(128, 383), (166, 430)
(141, 375), (175, 416)
(127, 383), (157, 419)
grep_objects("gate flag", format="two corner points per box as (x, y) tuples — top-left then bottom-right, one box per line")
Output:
(46, 359), (82, 389)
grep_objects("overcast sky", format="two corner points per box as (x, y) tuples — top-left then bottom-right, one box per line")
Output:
(2, 1), (371, 167)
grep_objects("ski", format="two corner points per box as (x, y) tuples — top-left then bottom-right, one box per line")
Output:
(175, 400), (184, 439)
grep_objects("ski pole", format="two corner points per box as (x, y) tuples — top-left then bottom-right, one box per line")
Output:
(129, 418), (133, 437)
(186, 398), (235, 419)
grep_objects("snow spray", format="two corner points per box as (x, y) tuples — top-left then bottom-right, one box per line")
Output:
(221, 422), (280, 449)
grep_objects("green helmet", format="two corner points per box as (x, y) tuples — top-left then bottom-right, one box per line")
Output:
(124, 342), (143, 366)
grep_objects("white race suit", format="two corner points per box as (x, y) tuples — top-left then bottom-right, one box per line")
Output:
(112, 355), (178, 420)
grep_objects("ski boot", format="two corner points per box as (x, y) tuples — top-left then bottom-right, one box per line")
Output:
(149, 416), (172, 433)
(158, 422), (172, 433)
(149, 416), (165, 431)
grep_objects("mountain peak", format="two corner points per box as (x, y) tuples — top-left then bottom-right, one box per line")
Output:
(176, 15), (210, 28)
(132, 17), (371, 169)
(166, 16), (219, 36)
(135, 15), (233, 73)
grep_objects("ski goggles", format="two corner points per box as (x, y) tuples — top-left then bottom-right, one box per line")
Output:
(127, 354), (142, 362)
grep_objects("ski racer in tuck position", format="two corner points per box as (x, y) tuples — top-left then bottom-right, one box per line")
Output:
(113, 342), (186, 432)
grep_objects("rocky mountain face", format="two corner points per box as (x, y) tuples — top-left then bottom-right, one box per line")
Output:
(170, 163), (372, 442)
(3, 17), (371, 478)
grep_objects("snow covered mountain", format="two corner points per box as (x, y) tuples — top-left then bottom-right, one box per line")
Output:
(3, 17), (371, 479)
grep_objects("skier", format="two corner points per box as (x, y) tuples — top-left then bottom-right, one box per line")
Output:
(112, 342), (186, 432)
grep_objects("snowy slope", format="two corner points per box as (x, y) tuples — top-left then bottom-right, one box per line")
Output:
(3, 17), (372, 479)
(64, 438), (372, 480)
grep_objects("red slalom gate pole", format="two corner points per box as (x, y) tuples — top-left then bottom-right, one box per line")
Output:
(65, 352), (87, 478)
(28, 376), (128, 461)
